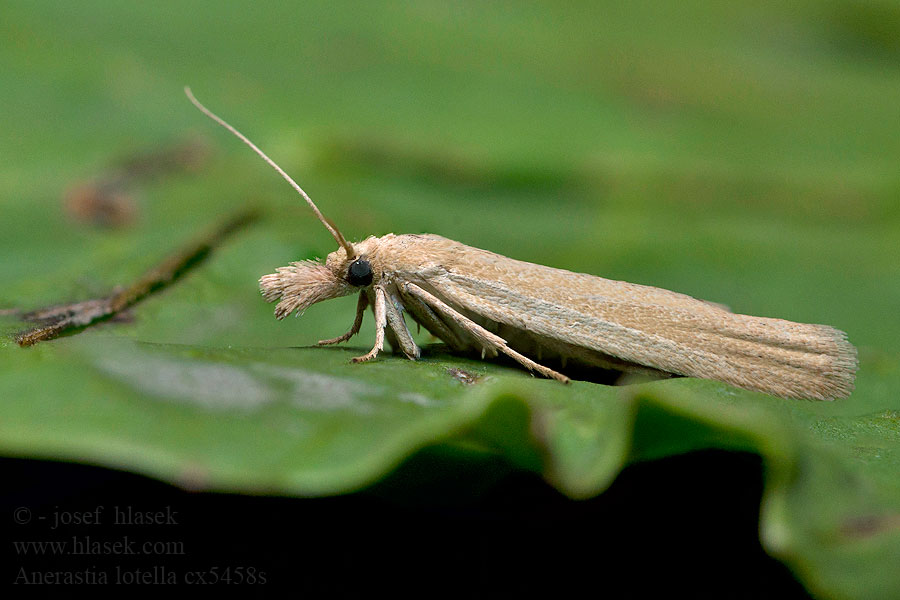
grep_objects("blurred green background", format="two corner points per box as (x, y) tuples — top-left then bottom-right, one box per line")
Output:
(2, 1), (900, 597)
(3, 1), (899, 365)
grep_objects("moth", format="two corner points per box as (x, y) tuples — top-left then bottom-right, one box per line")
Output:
(186, 88), (857, 401)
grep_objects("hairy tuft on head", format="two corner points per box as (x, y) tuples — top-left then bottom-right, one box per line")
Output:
(259, 260), (350, 319)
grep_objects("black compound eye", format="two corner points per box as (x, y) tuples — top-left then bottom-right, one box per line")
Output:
(347, 258), (373, 287)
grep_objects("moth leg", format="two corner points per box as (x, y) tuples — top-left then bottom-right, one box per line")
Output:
(384, 326), (400, 355)
(383, 292), (420, 360)
(401, 283), (569, 383)
(351, 286), (386, 363)
(318, 291), (368, 346)
(397, 285), (467, 351)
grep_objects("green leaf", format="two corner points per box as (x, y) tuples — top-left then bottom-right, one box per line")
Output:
(3, 334), (899, 599)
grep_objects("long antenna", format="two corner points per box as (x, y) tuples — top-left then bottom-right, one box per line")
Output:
(184, 87), (356, 258)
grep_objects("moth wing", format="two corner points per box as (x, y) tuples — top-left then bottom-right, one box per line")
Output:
(399, 237), (855, 400)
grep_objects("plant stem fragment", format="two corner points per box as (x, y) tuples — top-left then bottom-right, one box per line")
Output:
(15, 209), (258, 347)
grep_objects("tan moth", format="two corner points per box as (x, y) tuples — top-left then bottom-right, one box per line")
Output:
(186, 88), (857, 401)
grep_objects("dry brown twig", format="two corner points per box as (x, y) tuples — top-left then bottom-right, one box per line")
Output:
(15, 209), (258, 347)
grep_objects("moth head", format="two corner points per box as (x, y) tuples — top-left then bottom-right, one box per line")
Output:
(326, 237), (382, 286)
(260, 242), (379, 319)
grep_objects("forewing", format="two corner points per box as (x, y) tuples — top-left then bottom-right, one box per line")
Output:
(396, 236), (855, 400)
